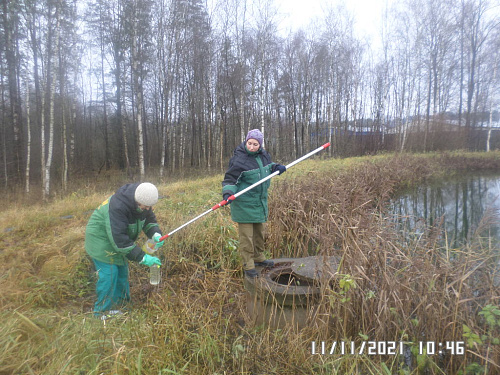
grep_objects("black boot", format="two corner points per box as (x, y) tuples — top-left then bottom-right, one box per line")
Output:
(255, 260), (274, 268)
(244, 269), (259, 278)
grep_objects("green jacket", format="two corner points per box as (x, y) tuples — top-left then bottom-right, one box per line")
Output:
(85, 183), (161, 265)
(222, 142), (276, 223)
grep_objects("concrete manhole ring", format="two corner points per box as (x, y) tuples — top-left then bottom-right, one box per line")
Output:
(244, 257), (337, 307)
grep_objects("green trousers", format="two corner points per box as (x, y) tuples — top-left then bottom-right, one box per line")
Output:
(238, 223), (267, 270)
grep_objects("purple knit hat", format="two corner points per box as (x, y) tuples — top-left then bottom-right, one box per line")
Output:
(245, 129), (264, 146)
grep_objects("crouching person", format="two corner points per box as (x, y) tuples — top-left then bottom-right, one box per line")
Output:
(85, 182), (164, 319)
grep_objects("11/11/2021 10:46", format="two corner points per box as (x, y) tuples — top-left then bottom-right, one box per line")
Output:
(311, 341), (465, 356)
(418, 341), (465, 355)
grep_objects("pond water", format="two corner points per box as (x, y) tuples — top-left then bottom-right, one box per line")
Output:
(388, 173), (500, 248)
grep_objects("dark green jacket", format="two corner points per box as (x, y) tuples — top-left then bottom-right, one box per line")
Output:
(85, 183), (161, 265)
(222, 142), (276, 223)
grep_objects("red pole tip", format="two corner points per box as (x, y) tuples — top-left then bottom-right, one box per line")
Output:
(159, 234), (169, 241)
(322, 142), (331, 148)
(212, 200), (226, 210)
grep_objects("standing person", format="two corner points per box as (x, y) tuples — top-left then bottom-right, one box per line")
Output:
(85, 182), (164, 318)
(222, 129), (286, 278)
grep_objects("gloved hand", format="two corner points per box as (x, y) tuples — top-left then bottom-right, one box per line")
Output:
(140, 254), (162, 267)
(152, 232), (165, 249)
(223, 193), (234, 204)
(275, 164), (286, 175)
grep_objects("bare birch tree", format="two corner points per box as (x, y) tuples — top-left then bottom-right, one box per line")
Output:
(25, 80), (31, 193)
(43, 0), (61, 200)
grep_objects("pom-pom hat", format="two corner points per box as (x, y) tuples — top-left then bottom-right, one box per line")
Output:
(135, 182), (158, 206)
(245, 129), (264, 146)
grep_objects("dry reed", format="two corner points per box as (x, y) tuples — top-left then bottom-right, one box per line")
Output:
(267, 153), (499, 373)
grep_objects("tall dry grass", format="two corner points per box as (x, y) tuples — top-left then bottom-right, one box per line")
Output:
(267, 153), (500, 374)
(0, 152), (499, 374)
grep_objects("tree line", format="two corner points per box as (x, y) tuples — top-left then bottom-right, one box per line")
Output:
(1, 0), (499, 198)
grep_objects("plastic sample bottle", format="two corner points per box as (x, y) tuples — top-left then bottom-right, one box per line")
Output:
(142, 239), (161, 284)
(150, 264), (161, 285)
(142, 239), (156, 254)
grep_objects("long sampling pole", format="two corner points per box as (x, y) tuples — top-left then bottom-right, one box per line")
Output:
(159, 142), (330, 242)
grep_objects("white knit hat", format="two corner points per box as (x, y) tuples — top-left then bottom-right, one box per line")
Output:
(134, 182), (158, 206)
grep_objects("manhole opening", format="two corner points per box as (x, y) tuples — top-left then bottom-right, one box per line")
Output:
(272, 272), (315, 286)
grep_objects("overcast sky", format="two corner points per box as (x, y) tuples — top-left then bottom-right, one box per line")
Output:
(273, 0), (393, 48)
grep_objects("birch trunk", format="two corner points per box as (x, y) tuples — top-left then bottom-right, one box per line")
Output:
(44, 63), (57, 200)
(159, 22), (168, 178)
(70, 97), (76, 162)
(136, 79), (145, 178)
(41, 87), (45, 190)
(180, 119), (186, 169)
(60, 43), (68, 190)
(329, 97), (333, 158)
(62, 99), (68, 190)
(2, 109), (6, 189)
(121, 106), (130, 172)
(206, 96), (211, 169)
(487, 58), (497, 152)
(238, 1), (247, 144)
(28, 2), (42, 188)
(43, 3), (60, 200)
(401, 119), (409, 152)
(171, 88), (178, 172)
(160, 99), (168, 177)
(131, 9), (145, 179)
(260, 67), (265, 148)
(172, 122), (176, 171)
(159, 69), (171, 177)
(240, 82), (245, 142)
(100, 33), (110, 170)
(218, 93), (223, 170)
(25, 81), (31, 193)
(113, 48), (129, 172)
(0, 57), (5, 188)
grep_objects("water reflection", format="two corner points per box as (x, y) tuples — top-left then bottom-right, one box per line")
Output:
(389, 174), (500, 248)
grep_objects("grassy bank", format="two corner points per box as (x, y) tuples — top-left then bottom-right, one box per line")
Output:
(1, 152), (499, 374)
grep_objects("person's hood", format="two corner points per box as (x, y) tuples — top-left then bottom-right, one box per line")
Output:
(113, 183), (141, 213)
